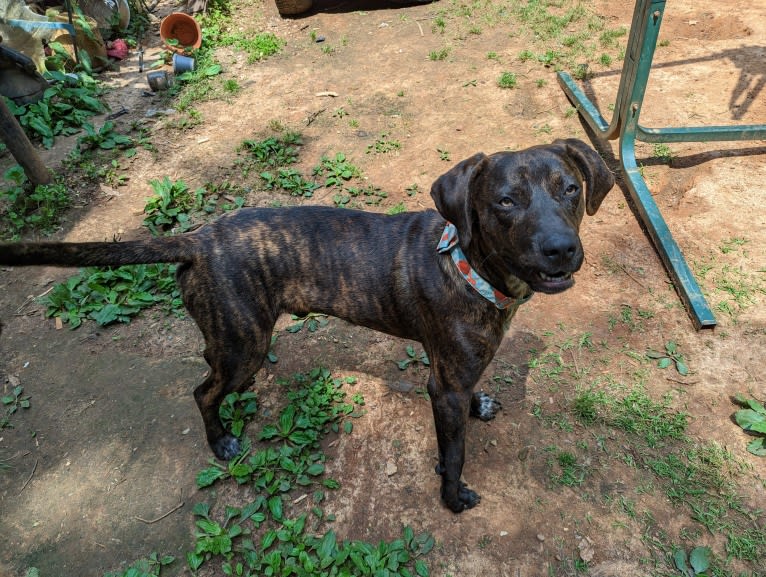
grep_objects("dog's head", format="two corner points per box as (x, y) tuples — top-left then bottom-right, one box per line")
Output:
(431, 139), (614, 294)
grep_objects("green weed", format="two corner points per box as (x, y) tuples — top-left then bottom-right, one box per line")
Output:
(1, 385), (31, 430)
(143, 177), (207, 235)
(497, 71), (518, 88)
(396, 345), (430, 370)
(367, 133), (401, 155)
(76, 121), (133, 152)
(103, 553), (174, 577)
(673, 546), (711, 576)
(312, 153), (361, 187)
(187, 368), (433, 576)
(240, 132), (302, 171)
(260, 168), (320, 197)
(732, 394), (766, 456)
(1, 165), (70, 239)
(42, 176), (244, 328)
(43, 263), (183, 328)
(219, 391), (259, 439)
(646, 340), (690, 376)
(332, 185), (388, 208)
(5, 71), (104, 148)
(285, 313), (329, 333)
(652, 143), (674, 163)
(386, 202), (407, 215)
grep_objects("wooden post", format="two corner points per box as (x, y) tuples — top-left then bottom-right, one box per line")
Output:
(0, 96), (51, 185)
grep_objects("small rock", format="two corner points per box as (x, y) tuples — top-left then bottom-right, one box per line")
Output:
(578, 537), (595, 562)
(389, 380), (414, 393)
(499, 531), (508, 537)
(385, 461), (398, 476)
(536, 534), (545, 542)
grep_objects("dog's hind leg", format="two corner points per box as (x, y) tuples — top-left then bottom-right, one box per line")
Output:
(193, 317), (274, 460)
(178, 267), (276, 460)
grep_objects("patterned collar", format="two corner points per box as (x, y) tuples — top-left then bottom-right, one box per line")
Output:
(437, 222), (533, 310)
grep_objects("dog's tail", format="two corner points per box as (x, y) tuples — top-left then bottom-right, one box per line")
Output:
(0, 236), (196, 268)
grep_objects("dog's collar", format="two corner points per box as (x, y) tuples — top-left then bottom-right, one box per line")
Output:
(437, 222), (533, 310)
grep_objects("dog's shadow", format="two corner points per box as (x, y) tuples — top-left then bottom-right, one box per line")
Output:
(263, 319), (538, 409)
(486, 330), (540, 406)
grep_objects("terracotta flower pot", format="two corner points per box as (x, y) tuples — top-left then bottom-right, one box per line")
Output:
(159, 12), (202, 53)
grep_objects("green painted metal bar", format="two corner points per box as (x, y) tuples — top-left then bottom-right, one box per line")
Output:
(637, 125), (766, 143)
(556, 0), (766, 329)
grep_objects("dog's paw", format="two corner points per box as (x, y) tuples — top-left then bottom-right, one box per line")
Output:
(439, 475), (481, 513)
(211, 434), (241, 461)
(443, 481), (481, 513)
(457, 481), (481, 509)
(470, 391), (501, 421)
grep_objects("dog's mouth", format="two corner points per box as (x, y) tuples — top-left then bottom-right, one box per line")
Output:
(530, 270), (575, 294)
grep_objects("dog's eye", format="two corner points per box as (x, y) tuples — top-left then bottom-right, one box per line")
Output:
(564, 184), (579, 197)
(499, 197), (515, 207)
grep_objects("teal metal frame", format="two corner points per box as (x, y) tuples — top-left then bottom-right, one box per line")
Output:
(557, 0), (766, 329)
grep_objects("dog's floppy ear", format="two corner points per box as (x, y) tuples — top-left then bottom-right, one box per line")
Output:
(430, 152), (488, 245)
(554, 138), (615, 215)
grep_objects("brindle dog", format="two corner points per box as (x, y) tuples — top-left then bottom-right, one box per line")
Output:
(0, 139), (613, 512)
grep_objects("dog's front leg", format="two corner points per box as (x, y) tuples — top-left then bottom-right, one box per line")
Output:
(427, 373), (479, 513)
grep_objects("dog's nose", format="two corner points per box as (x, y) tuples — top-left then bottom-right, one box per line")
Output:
(541, 233), (578, 264)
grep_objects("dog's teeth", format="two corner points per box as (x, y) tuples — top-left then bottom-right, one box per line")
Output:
(541, 272), (571, 281)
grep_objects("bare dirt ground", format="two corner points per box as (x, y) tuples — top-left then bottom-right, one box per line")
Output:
(1, 0), (765, 575)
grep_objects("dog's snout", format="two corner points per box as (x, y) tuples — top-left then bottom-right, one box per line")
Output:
(541, 232), (578, 264)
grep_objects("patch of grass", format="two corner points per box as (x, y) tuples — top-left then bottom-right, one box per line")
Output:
(537, 327), (764, 572)
(218, 31), (284, 63)
(547, 448), (588, 487)
(693, 252), (764, 321)
(386, 202), (407, 215)
(719, 237), (748, 255)
(429, 47), (450, 61)
(608, 386), (688, 447)
(600, 26), (628, 48)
